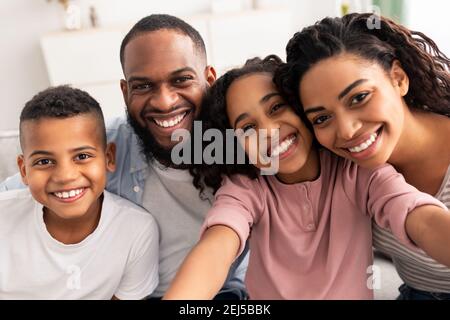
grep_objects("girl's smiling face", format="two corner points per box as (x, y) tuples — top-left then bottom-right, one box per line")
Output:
(226, 72), (316, 183)
(300, 53), (410, 168)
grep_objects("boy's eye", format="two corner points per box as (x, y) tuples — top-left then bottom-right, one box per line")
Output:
(34, 159), (54, 166)
(75, 153), (91, 161)
(312, 115), (331, 126)
(350, 92), (369, 105)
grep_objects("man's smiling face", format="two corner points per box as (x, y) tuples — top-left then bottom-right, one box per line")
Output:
(120, 29), (215, 164)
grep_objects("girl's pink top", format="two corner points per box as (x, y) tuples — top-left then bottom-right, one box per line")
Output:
(201, 150), (446, 299)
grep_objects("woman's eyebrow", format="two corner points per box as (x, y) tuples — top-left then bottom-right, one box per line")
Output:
(338, 79), (368, 100)
(304, 106), (325, 116)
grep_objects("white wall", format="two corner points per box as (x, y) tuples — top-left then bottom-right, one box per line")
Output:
(0, 1), (60, 131)
(404, 0), (450, 56)
(0, 0), (216, 131)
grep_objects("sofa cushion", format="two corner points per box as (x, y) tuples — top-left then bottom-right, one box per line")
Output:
(0, 131), (20, 182)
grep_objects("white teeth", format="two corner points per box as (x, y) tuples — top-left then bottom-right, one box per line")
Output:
(53, 188), (84, 199)
(154, 112), (187, 128)
(348, 132), (378, 153)
(270, 135), (296, 158)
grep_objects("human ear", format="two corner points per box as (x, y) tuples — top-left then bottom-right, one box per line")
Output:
(105, 143), (116, 173)
(120, 79), (129, 105)
(390, 60), (409, 97)
(17, 155), (29, 185)
(205, 66), (217, 87)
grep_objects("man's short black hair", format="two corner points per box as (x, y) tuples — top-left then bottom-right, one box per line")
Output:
(19, 85), (106, 149)
(119, 14), (207, 69)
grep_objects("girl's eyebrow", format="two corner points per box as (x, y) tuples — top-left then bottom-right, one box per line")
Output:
(260, 92), (281, 104)
(234, 92), (281, 127)
(338, 79), (368, 100)
(234, 113), (249, 128)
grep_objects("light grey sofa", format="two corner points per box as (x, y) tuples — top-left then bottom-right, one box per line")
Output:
(0, 130), (20, 182)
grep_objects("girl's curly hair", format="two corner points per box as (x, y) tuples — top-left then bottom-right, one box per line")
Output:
(189, 55), (283, 195)
(274, 13), (450, 116)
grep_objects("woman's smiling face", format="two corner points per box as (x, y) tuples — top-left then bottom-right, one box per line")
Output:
(299, 53), (410, 168)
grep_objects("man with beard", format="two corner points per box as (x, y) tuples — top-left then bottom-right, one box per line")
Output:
(1, 14), (248, 299)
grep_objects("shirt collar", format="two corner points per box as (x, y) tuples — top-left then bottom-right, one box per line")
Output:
(129, 132), (149, 174)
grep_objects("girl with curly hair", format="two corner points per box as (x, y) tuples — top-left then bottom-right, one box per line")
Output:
(275, 13), (450, 299)
(164, 55), (450, 300)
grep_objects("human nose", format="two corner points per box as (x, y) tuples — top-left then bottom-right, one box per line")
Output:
(336, 113), (362, 141)
(150, 85), (179, 112)
(51, 160), (79, 184)
(258, 119), (281, 149)
(259, 118), (280, 138)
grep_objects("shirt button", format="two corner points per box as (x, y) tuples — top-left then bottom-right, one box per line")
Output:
(133, 186), (140, 193)
(303, 204), (310, 211)
(306, 224), (314, 231)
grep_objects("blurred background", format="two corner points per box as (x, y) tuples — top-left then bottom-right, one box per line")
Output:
(0, 0), (449, 131)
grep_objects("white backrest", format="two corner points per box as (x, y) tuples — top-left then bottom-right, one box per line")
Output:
(0, 131), (20, 181)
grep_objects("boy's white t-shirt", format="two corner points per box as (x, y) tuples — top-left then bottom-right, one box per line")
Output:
(0, 189), (159, 300)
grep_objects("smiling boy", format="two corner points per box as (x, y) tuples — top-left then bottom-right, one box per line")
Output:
(0, 86), (159, 299)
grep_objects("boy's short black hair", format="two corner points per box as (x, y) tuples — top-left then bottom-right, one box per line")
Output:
(120, 14), (207, 69)
(19, 85), (106, 149)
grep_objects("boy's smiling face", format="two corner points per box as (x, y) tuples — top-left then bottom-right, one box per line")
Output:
(18, 114), (115, 220)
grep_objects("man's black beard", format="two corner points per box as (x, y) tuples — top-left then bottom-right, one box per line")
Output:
(127, 112), (191, 169)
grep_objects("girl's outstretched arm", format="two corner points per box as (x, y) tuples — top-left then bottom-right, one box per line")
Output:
(163, 225), (241, 300)
(406, 205), (450, 267)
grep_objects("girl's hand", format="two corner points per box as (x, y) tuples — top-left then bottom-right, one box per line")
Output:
(163, 225), (241, 300)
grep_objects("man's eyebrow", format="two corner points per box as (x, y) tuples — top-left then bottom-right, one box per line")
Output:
(127, 76), (151, 83)
(127, 67), (196, 83)
(338, 79), (368, 100)
(171, 67), (197, 76)
(234, 113), (249, 128)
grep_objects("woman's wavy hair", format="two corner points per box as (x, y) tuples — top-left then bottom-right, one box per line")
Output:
(275, 13), (450, 116)
(190, 55), (285, 195)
